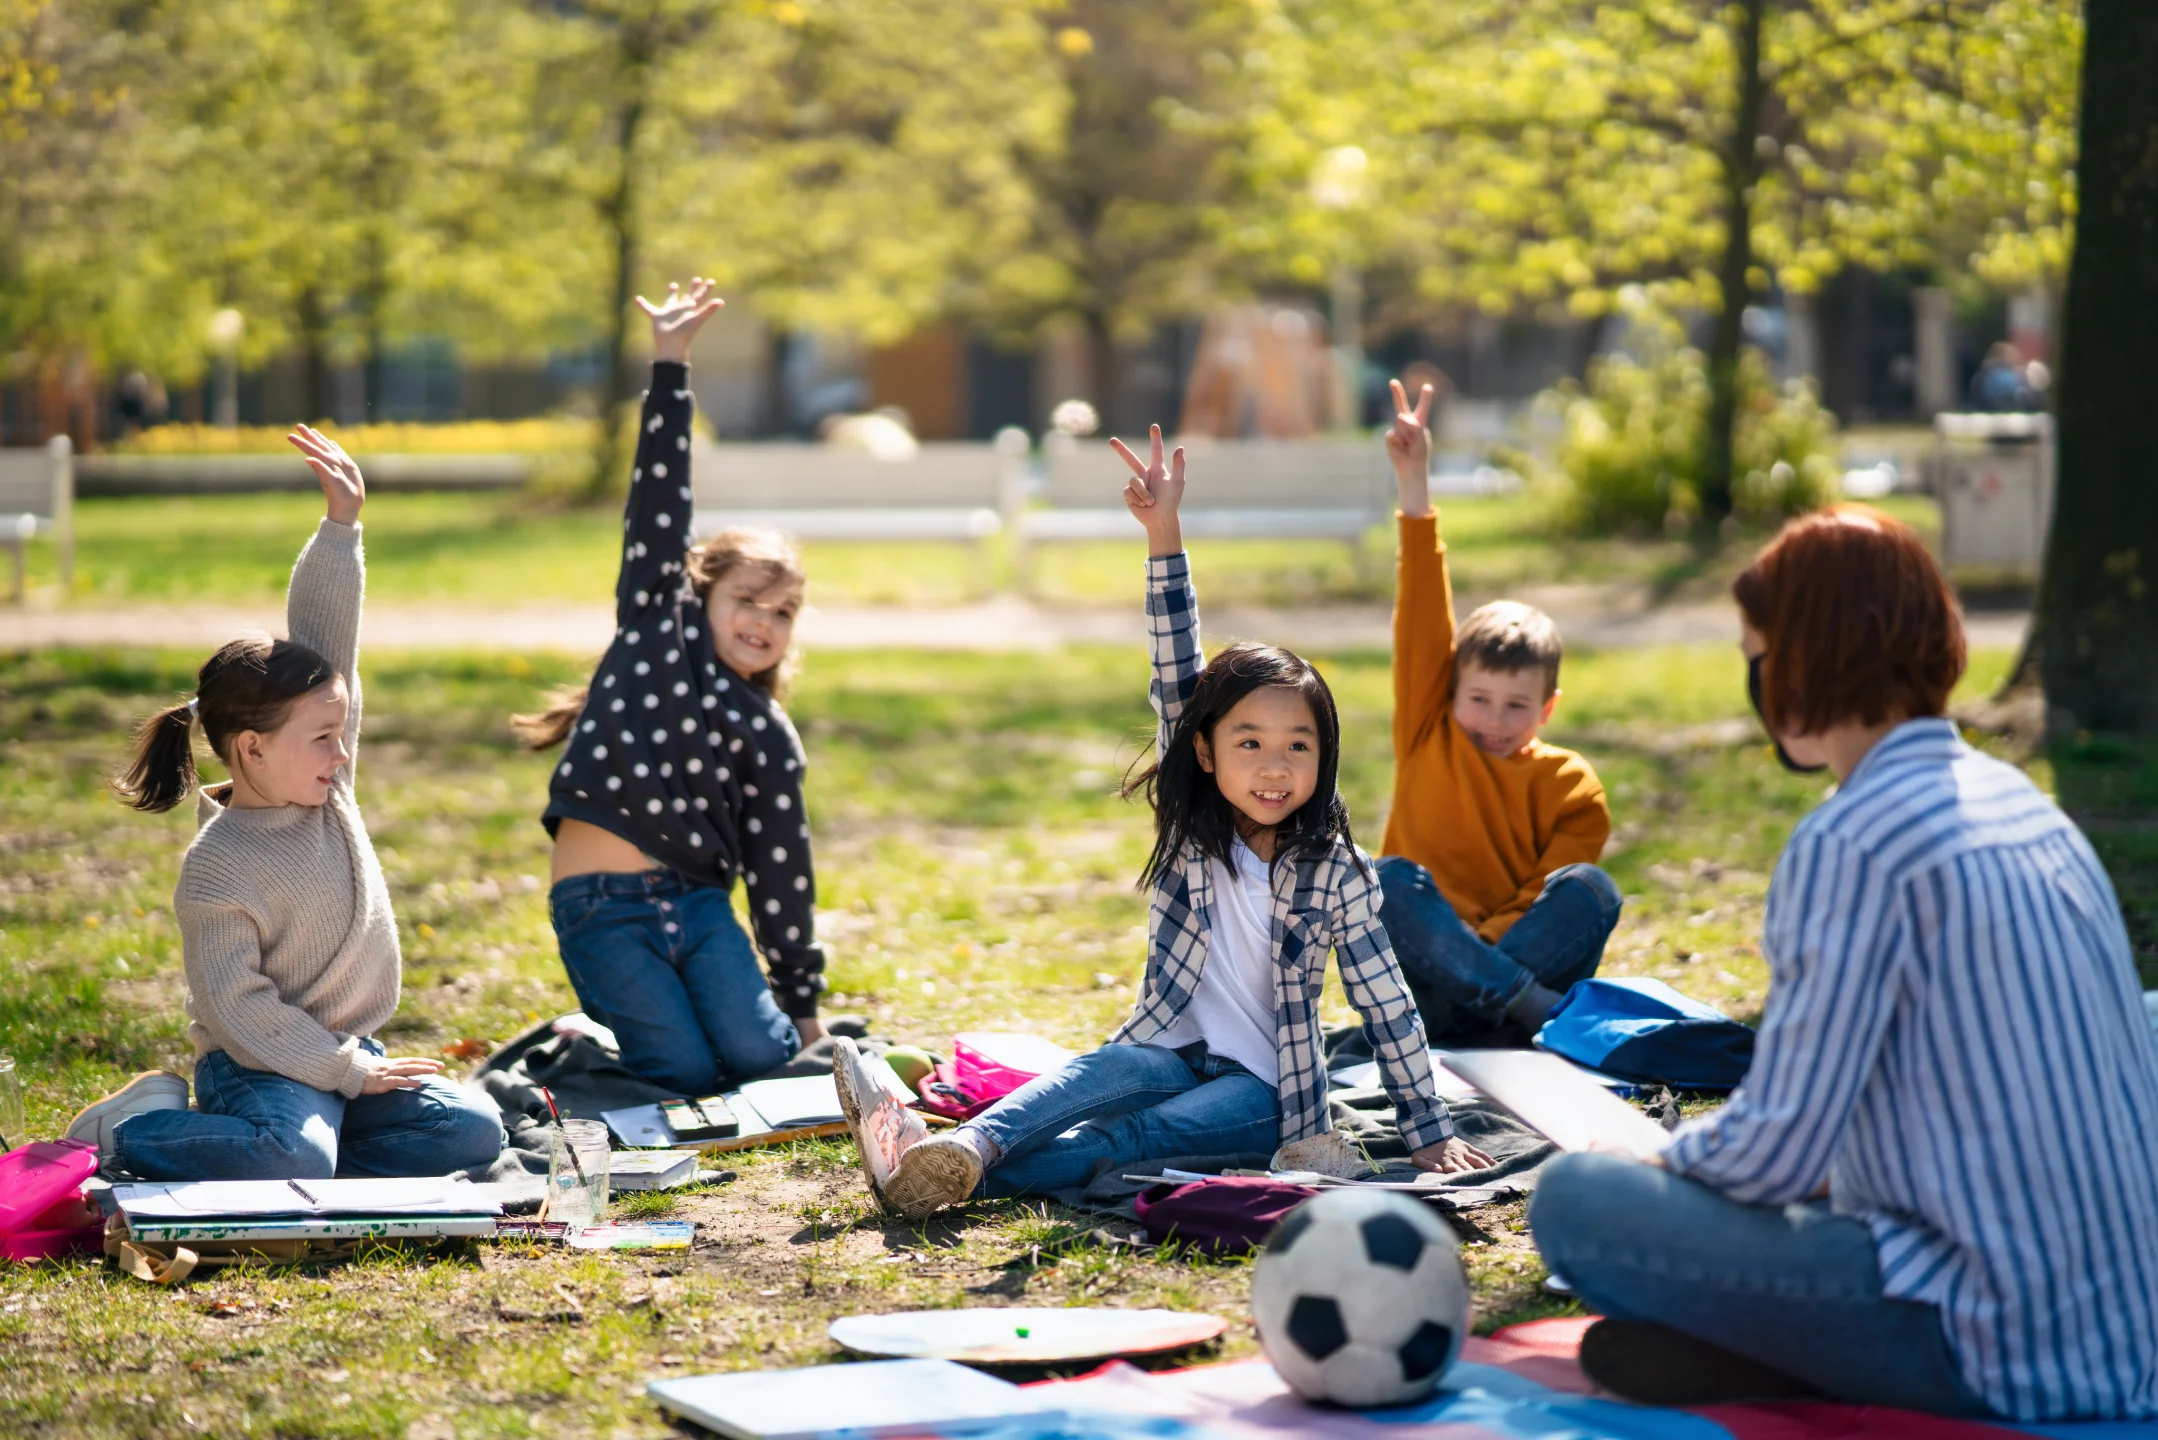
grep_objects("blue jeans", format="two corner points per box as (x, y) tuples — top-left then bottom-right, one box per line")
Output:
(551, 869), (799, 1096)
(1531, 1152), (1989, 1414)
(1375, 857), (1620, 1036)
(966, 1041), (1280, 1198)
(111, 1041), (506, 1181)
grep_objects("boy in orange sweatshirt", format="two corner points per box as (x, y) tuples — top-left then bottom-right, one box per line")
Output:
(1375, 378), (1619, 1041)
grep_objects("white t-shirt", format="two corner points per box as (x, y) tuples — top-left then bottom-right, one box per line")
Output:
(1157, 836), (1282, 1087)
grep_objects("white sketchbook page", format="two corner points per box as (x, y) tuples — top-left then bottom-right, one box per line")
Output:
(732, 1076), (845, 1128)
(647, 1359), (1059, 1440)
(112, 1178), (499, 1218)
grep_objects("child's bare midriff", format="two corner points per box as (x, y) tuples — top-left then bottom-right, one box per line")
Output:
(551, 817), (661, 883)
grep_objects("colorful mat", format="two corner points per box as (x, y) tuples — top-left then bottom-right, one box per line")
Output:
(948, 1318), (2158, 1440)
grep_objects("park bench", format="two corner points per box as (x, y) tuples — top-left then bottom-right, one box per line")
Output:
(688, 433), (1029, 588)
(0, 437), (73, 603)
(1018, 432), (1394, 585)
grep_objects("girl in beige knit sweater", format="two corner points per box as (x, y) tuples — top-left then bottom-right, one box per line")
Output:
(65, 428), (505, 1181)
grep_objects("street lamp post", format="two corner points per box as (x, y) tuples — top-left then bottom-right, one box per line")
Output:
(1310, 146), (1369, 432)
(208, 308), (245, 429)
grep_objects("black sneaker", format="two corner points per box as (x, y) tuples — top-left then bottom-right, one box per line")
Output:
(1579, 1318), (1821, 1404)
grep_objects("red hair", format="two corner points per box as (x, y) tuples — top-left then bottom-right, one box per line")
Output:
(1733, 505), (1966, 736)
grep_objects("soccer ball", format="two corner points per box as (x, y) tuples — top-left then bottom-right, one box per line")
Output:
(1251, 1188), (1470, 1407)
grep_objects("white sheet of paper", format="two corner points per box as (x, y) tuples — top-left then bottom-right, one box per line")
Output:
(648, 1358), (1061, 1440)
(732, 1075), (845, 1129)
(601, 1103), (675, 1148)
(112, 1177), (498, 1219)
(1442, 1050), (1673, 1157)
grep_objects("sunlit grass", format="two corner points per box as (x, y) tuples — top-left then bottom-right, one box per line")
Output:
(12, 489), (1946, 608)
(2, 636), (2102, 1439)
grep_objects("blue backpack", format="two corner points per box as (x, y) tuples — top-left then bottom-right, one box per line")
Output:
(1535, 977), (1755, 1090)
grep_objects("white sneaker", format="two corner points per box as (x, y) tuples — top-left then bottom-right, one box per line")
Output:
(64, 1071), (190, 1162)
(831, 1037), (927, 1204)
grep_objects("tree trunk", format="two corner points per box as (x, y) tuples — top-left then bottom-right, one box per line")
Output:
(2032, 0), (2158, 734)
(1700, 0), (1768, 528)
(587, 78), (648, 502)
(357, 233), (390, 425)
(1083, 306), (1120, 436)
(296, 285), (333, 424)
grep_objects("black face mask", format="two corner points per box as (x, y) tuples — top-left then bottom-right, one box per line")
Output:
(1747, 653), (1829, 775)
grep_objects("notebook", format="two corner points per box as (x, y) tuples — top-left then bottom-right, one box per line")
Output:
(1442, 1049), (1673, 1157)
(646, 1358), (1063, 1440)
(605, 1150), (701, 1191)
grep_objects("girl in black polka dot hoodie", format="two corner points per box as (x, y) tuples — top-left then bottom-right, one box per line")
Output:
(515, 279), (826, 1095)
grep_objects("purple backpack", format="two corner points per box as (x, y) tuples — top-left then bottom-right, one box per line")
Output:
(1132, 1176), (1321, 1254)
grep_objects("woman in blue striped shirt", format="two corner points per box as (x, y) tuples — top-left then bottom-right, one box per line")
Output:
(1531, 506), (2158, 1420)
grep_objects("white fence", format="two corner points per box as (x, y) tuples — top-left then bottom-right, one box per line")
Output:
(0, 437), (73, 601)
(688, 432), (1403, 591)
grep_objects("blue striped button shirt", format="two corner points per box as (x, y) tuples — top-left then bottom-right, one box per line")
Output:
(1109, 553), (1453, 1153)
(1664, 719), (2158, 1420)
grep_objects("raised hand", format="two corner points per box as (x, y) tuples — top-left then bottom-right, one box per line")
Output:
(1385, 377), (1435, 517)
(287, 423), (364, 526)
(637, 277), (726, 364)
(1109, 424), (1187, 559)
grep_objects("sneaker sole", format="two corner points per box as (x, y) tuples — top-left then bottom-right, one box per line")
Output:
(884, 1139), (981, 1220)
(830, 1040), (888, 1202)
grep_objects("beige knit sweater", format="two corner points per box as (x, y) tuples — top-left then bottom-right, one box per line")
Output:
(176, 520), (400, 1099)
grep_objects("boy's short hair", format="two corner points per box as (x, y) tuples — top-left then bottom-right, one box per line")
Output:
(1734, 505), (1965, 735)
(1453, 601), (1563, 698)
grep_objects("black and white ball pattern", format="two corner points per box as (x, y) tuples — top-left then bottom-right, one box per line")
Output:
(1252, 1188), (1469, 1407)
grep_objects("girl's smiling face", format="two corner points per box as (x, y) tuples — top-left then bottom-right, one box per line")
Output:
(703, 568), (801, 681)
(1194, 685), (1322, 842)
(226, 678), (350, 808)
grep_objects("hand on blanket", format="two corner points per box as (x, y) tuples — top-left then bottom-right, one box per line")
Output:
(1412, 1136), (1496, 1174)
(356, 1052), (445, 1094)
(794, 1015), (825, 1044)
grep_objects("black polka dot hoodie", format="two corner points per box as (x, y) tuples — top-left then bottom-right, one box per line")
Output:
(542, 361), (826, 1017)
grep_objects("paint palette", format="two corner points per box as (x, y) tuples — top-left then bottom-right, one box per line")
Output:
(828, 1306), (1228, 1364)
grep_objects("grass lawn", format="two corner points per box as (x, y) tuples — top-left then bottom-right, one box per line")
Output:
(13, 490), (1944, 608)
(8, 634), (2140, 1440)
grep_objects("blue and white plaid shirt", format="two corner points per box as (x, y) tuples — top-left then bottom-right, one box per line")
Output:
(1109, 552), (1453, 1151)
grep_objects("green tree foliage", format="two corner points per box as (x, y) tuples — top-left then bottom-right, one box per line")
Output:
(1234, 0), (2080, 527)
(1529, 298), (1839, 533)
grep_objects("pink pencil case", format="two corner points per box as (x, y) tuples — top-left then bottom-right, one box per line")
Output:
(950, 1032), (1078, 1102)
(2, 1193), (103, 1262)
(0, 1140), (98, 1233)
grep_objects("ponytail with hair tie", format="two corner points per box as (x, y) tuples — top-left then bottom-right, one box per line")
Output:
(113, 637), (336, 814)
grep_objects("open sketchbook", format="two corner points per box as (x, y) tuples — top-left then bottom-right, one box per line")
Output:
(111, 1178), (501, 1219)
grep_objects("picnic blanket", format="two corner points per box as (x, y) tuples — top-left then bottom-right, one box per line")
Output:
(939, 1319), (2158, 1439)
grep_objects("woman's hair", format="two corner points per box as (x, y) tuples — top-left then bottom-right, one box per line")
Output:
(1123, 641), (1358, 888)
(513, 527), (807, 750)
(1733, 504), (1966, 736)
(114, 636), (339, 813)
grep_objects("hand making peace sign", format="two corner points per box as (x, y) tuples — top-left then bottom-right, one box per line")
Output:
(1110, 424), (1187, 559)
(1385, 376), (1436, 519)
